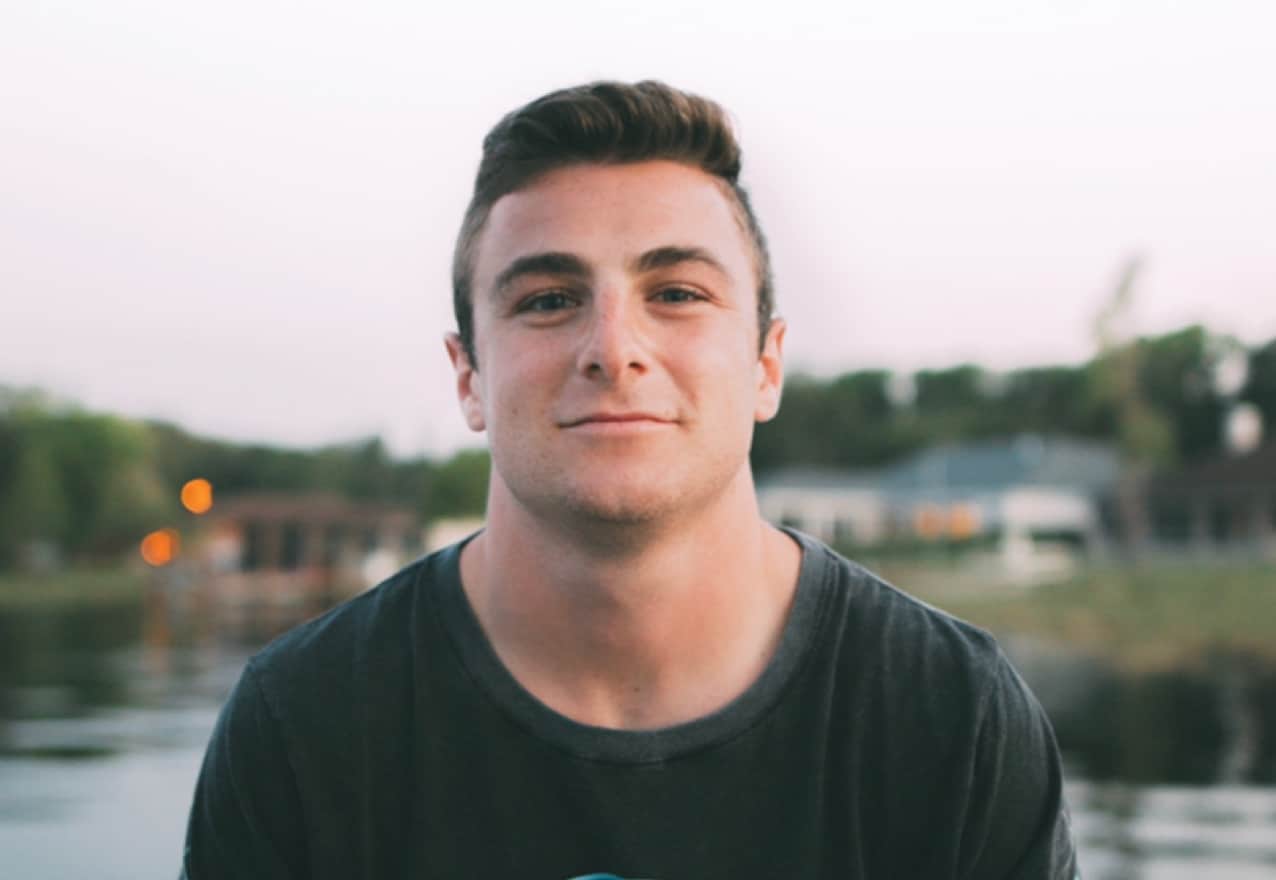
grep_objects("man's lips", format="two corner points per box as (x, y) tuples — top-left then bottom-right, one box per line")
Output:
(560, 412), (674, 428)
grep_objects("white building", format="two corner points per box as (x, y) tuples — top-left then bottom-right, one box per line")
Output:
(757, 435), (1119, 568)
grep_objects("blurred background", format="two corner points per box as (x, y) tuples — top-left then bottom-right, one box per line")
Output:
(2, 1), (1275, 877)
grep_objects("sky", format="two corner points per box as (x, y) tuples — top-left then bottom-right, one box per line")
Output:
(2, 0), (1273, 456)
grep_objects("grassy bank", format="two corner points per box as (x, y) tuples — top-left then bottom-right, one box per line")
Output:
(895, 561), (1276, 670)
(0, 567), (149, 609)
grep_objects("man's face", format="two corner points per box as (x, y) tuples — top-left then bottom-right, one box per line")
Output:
(447, 160), (785, 526)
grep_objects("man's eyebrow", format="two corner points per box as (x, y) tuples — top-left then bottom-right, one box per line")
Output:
(630, 245), (730, 277)
(493, 252), (592, 294)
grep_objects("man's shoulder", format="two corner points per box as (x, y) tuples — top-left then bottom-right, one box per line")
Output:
(797, 539), (1074, 876)
(798, 535), (1018, 721)
(809, 537), (1002, 671)
(244, 547), (449, 705)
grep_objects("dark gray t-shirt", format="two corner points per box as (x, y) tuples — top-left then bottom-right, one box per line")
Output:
(183, 530), (1077, 878)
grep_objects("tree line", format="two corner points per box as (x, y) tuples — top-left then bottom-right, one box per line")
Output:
(754, 325), (1275, 473)
(2, 325), (1273, 570)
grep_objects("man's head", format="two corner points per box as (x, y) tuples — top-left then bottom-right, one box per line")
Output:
(446, 82), (785, 529)
(452, 80), (774, 369)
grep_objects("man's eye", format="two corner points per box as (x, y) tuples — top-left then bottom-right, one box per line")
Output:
(520, 292), (575, 313)
(654, 287), (703, 304)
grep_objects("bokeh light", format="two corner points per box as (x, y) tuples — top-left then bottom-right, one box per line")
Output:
(140, 529), (180, 566)
(948, 504), (981, 540)
(180, 479), (213, 515)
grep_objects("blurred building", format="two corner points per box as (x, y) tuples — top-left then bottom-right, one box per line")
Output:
(190, 492), (422, 628)
(1136, 442), (1276, 561)
(757, 435), (1119, 581)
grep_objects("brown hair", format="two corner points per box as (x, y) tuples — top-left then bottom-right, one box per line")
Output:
(451, 80), (774, 368)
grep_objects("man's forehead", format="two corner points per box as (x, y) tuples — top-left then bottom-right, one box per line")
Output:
(492, 162), (739, 230)
(473, 161), (753, 286)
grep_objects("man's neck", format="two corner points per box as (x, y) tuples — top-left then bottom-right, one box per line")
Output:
(458, 471), (802, 731)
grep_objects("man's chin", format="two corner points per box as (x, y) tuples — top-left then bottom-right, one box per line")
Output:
(558, 490), (672, 527)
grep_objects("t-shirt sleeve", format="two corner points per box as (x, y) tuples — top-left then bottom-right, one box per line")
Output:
(181, 660), (308, 879)
(960, 652), (1080, 880)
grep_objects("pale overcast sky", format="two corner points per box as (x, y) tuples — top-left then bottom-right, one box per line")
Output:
(2, 0), (1273, 455)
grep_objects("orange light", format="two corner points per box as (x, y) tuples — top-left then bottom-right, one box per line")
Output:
(181, 478), (213, 515)
(140, 529), (180, 566)
(947, 504), (981, 540)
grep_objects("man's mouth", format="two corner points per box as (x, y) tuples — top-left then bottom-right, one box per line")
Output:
(561, 412), (674, 428)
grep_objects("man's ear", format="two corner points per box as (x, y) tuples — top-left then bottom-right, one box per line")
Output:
(444, 332), (487, 432)
(754, 317), (786, 423)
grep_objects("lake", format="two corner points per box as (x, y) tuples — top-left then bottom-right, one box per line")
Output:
(2, 599), (1275, 878)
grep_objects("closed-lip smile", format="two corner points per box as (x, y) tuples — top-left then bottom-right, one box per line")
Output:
(562, 412), (673, 427)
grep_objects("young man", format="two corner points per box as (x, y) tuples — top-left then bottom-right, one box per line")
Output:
(183, 81), (1078, 878)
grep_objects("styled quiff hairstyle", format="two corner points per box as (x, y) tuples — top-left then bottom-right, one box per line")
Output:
(451, 80), (774, 368)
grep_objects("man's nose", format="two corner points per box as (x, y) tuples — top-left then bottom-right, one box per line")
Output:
(576, 290), (648, 382)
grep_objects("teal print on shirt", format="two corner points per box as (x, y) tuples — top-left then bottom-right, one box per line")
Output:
(567, 875), (657, 879)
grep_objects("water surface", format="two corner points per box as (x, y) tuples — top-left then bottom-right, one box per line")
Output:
(3, 600), (1275, 878)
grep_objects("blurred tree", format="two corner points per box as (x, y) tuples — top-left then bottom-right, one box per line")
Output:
(913, 365), (983, 415)
(426, 449), (490, 518)
(147, 422), (436, 518)
(1089, 257), (1171, 552)
(392, 458), (433, 518)
(0, 398), (173, 566)
(92, 453), (174, 554)
(1241, 339), (1276, 442)
(1136, 326), (1227, 461)
(753, 371), (920, 473)
(0, 432), (70, 568)
(48, 412), (172, 559)
(991, 366), (1108, 438)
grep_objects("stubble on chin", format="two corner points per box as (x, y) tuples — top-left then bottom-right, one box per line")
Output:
(550, 475), (680, 528)
(552, 452), (746, 539)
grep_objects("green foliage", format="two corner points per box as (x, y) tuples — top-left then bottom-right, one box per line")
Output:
(1241, 339), (1276, 431)
(753, 326), (1257, 477)
(0, 396), (175, 567)
(426, 449), (490, 518)
(1135, 326), (1226, 461)
(914, 365), (983, 416)
(0, 434), (69, 565)
(145, 420), (486, 521)
(147, 427), (428, 508)
(999, 366), (1109, 437)
(753, 370), (926, 472)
